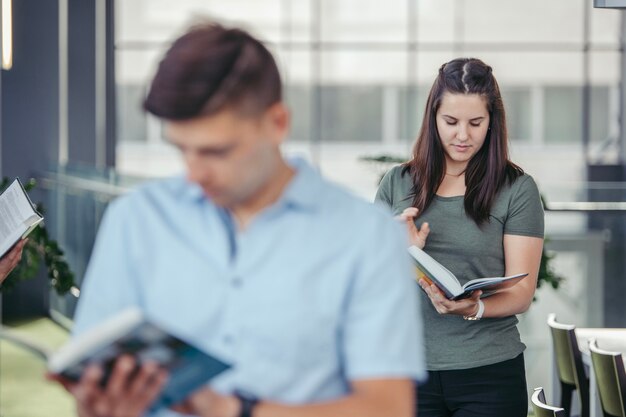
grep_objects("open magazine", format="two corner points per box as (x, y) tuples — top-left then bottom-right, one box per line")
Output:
(408, 245), (527, 300)
(2, 308), (231, 411)
(0, 178), (44, 258)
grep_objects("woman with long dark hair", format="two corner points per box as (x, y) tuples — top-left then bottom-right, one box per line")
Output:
(376, 58), (544, 417)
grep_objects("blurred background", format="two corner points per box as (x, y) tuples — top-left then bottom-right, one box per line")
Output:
(1, 0), (625, 415)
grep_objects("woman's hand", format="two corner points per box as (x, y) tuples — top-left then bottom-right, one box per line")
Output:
(0, 239), (27, 284)
(418, 278), (482, 317)
(396, 207), (430, 249)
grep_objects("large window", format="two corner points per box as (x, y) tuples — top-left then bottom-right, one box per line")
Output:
(114, 0), (623, 193)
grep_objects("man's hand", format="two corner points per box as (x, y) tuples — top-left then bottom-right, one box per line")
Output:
(396, 207), (430, 249)
(0, 239), (27, 284)
(172, 388), (240, 417)
(49, 355), (168, 417)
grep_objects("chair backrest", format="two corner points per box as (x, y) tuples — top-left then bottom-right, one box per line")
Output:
(547, 313), (587, 388)
(589, 338), (626, 417)
(532, 387), (566, 417)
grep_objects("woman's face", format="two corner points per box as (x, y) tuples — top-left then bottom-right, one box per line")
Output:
(435, 92), (490, 172)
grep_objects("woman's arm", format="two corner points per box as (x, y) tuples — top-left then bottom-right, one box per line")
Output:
(481, 234), (543, 317)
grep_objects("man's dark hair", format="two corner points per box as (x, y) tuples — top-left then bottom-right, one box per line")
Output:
(144, 23), (282, 120)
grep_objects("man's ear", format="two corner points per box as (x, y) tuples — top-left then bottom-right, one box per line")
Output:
(265, 102), (290, 145)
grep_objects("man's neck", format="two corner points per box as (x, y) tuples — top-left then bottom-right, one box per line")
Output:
(231, 161), (295, 231)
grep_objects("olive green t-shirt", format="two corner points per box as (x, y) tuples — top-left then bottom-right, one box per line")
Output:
(375, 165), (544, 370)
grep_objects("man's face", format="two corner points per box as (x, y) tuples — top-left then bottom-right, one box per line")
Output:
(165, 104), (289, 209)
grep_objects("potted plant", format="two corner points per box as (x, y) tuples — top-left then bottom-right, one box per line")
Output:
(0, 177), (75, 295)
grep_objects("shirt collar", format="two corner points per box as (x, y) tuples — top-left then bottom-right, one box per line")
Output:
(278, 157), (322, 211)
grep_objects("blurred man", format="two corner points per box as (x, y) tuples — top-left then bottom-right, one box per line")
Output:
(62, 23), (425, 417)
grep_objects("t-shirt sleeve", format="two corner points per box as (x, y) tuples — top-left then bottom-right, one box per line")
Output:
(504, 175), (545, 238)
(374, 167), (396, 207)
(341, 210), (427, 383)
(72, 198), (142, 337)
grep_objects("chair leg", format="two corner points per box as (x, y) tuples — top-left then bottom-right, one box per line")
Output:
(578, 379), (590, 417)
(560, 382), (575, 417)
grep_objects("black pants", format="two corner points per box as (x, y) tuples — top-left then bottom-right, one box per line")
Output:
(417, 354), (528, 417)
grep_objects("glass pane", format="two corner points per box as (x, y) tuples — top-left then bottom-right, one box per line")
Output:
(397, 86), (430, 142)
(590, 86), (611, 145)
(285, 85), (311, 143)
(590, 51), (621, 84)
(275, 50), (311, 143)
(416, 0), (455, 43)
(320, 85), (382, 142)
(117, 83), (147, 143)
(283, 0), (313, 43)
(590, 5), (621, 45)
(458, 51), (585, 85)
(411, 52), (457, 84)
(116, 0), (282, 44)
(501, 87), (532, 142)
(544, 86), (582, 144)
(320, 51), (407, 83)
(116, 49), (167, 144)
(320, 0), (408, 43)
(463, 0), (583, 44)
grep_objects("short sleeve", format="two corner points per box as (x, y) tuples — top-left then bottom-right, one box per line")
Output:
(341, 211), (427, 383)
(374, 167), (396, 207)
(504, 175), (545, 238)
(72, 198), (142, 336)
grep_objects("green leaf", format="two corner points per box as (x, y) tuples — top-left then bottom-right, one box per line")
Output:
(0, 176), (76, 295)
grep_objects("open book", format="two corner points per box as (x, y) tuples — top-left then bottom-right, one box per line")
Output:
(0, 178), (44, 258)
(3, 308), (231, 411)
(408, 245), (527, 300)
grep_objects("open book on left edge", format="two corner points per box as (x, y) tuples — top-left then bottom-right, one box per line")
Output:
(408, 245), (527, 300)
(0, 178), (44, 258)
(2, 308), (232, 411)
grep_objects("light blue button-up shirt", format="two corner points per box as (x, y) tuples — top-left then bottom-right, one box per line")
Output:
(73, 159), (425, 416)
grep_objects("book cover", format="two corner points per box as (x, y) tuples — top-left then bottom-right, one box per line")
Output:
(408, 245), (527, 300)
(47, 308), (231, 410)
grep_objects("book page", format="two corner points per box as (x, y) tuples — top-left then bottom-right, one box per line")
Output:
(408, 246), (463, 297)
(0, 180), (40, 257)
(462, 273), (528, 292)
(0, 180), (37, 240)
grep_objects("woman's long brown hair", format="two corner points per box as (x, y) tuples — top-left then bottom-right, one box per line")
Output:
(403, 57), (523, 225)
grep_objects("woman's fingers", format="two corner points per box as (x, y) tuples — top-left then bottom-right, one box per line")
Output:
(418, 222), (430, 240)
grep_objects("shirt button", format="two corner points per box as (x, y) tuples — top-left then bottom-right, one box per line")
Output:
(223, 334), (234, 345)
(232, 277), (243, 288)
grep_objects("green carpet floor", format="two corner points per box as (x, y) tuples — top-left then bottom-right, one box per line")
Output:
(0, 317), (75, 417)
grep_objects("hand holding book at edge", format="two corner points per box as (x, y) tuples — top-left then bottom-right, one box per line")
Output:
(0, 239), (26, 284)
(395, 207), (430, 249)
(418, 279), (483, 318)
(47, 355), (168, 417)
(396, 208), (482, 316)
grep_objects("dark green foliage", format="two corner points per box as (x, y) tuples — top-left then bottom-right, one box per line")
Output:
(360, 154), (564, 297)
(0, 177), (75, 294)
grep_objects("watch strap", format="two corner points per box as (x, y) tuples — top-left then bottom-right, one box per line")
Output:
(234, 390), (259, 417)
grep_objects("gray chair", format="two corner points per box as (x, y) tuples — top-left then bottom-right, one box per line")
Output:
(548, 313), (590, 417)
(532, 387), (566, 417)
(589, 338), (626, 417)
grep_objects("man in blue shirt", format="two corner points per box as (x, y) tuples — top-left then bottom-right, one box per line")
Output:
(63, 23), (425, 417)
